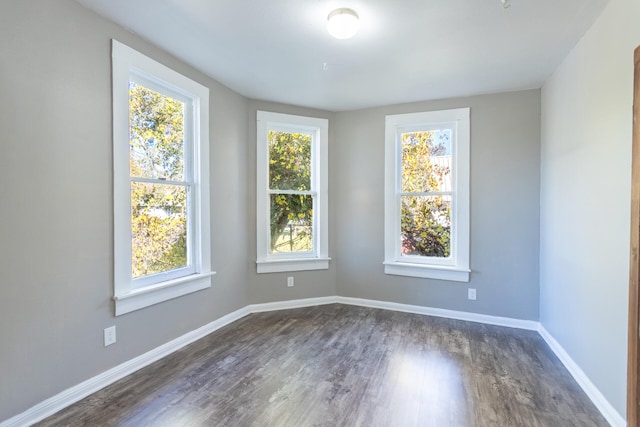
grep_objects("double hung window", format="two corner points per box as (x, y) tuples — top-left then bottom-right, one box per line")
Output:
(256, 111), (329, 273)
(384, 108), (470, 282)
(112, 40), (213, 315)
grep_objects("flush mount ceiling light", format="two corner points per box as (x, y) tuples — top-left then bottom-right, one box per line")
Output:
(327, 8), (359, 39)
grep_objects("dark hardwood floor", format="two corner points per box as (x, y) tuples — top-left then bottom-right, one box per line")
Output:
(35, 304), (608, 426)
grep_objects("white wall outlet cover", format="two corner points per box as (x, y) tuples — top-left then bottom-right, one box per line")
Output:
(104, 326), (117, 346)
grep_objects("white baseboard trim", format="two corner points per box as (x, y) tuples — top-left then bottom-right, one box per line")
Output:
(336, 296), (540, 330)
(0, 306), (251, 427)
(2, 297), (624, 427)
(537, 325), (626, 427)
(248, 296), (337, 313)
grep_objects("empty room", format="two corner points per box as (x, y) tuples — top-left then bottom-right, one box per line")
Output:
(1, 0), (639, 426)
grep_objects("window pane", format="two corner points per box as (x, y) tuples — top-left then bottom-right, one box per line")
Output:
(401, 130), (451, 193)
(129, 82), (185, 181)
(131, 181), (188, 278)
(270, 194), (313, 253)
(401, 195), (451, 258)
(268, 130), (311, 191)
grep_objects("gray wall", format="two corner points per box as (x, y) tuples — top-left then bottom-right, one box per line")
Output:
(540, 0), (640, 417)
(0, 0), (250, 421)
(333, 91), (541, 320)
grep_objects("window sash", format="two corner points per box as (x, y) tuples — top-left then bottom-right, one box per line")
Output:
(130, 178), (196, 288)
(267, 191), (317, 258)
(395, 192), (457, 266)
(129, 74), (195, 184)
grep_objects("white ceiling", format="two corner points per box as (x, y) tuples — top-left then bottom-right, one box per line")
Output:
(75, 0), (608, 112)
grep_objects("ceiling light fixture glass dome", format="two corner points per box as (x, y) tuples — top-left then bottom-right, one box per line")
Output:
(327, 8), (359, 39)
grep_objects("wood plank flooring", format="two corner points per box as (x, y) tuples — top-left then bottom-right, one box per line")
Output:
(35, 304), (608, 426)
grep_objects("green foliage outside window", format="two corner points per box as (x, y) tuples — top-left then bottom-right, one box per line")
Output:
(401, 131), (452, 258)
(268, 131), (313, 253)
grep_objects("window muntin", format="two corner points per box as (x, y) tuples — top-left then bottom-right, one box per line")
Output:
(112, 40), (212, 315)
(384, 108), (470, 282)
(256, 111), (329, 273)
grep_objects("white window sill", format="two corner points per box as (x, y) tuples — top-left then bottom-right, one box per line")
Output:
(383, 261), (470, 282)
(114, 271), (215, 316)
(257, 257), (331, 273)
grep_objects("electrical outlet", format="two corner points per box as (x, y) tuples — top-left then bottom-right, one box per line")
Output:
(468, 288), (477, 301)
(104, 326), (116, 347)
(287, 276), (294, 287)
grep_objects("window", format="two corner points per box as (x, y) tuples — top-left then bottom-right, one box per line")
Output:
(256, 111), (329, 273)
(384, 108), (470, 282)
(112, 40), (213, 315)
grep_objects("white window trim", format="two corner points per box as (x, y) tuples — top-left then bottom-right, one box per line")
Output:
(384, 108), (470, 282)
(256, 111), (330, 273)
(112, 40), (213, 315)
